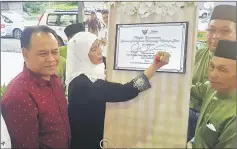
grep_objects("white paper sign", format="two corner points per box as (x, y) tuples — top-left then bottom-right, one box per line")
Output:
(114, 22), (188, 73)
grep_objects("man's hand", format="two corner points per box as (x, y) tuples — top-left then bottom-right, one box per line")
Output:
(187, 137), (194, 149)
(187, 141), (193, 149)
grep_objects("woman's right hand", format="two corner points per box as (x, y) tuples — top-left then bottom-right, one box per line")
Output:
(152, 51), (170, 70)
(144, 51), (170, 80)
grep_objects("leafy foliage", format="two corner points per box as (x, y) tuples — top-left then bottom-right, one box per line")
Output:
(57, 2), (78, 6)
(23, 2), (46, 13)
(23, 2), (79, 14)
(52, 3), (77, 10)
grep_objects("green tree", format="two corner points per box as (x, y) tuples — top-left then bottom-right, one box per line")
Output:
(23, 2), (45, 13)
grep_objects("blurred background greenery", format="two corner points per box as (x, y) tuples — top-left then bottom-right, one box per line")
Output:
(23, 2), (79, 16)
(1, 84), (7, 98)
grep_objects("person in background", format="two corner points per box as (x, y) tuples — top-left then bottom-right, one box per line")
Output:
(59, 23), (85, 59)
(66, 32), (170, 149)
(57, 23), (85, 88)
(57, 55), (66, 89)
(86, 11), (101, 36)
(187, 40), (236, 148)
(98, 9), (109, 68)
(1, 26), (71, 148)
(187, 4), (236, 142)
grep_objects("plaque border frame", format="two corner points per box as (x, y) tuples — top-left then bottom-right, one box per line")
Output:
(113, 22), (189, 74)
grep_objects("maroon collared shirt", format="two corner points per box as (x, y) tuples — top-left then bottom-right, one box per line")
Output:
(1, 65), (71, 148)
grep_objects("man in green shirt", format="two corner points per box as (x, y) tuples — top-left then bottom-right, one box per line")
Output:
(187, 5), (236, 141)
(57, 56), (66, 89)
(56, 23), (85, 88)
(192, 5), (236, 85)
(188, 40), (236, 148)
(59, 23), (85, 59)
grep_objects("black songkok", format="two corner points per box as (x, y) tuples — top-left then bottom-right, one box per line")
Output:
(210, 5), (236, 23)
(214, 40), (236, 60)
(64, 23), (85, 38)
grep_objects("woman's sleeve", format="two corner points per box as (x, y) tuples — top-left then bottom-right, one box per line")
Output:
(78, 73), (151, 102)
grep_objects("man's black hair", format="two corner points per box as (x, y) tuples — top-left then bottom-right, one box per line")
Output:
(102, 9), (109, 15)
(20, 25), (58, 49)
(91, 11), (96, 15)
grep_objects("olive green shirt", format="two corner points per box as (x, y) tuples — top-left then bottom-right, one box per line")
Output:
(190, 82), (236, 149)
(190, 48), (214, 111)
(59, 46), (67, 59)
(192, 48), (214, 85)
(57, 56), (66, 89)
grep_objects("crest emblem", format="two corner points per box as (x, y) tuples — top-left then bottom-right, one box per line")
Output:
(142, 29), (148, 35)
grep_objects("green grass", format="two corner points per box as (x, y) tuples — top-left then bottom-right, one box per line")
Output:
(51, 4), (78, 10)
(30, 12), (41, 17)
(27, 3), (78, 17)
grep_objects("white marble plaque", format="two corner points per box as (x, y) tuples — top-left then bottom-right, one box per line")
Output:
(114, 22), (188, 73)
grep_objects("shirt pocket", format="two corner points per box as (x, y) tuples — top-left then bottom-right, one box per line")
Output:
(200, 124), (219, 147)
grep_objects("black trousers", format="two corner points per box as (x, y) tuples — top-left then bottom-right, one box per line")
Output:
(187, 108), (199, 142)
(103, 56), (106, 69)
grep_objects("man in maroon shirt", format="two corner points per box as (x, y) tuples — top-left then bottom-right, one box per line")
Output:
(1, 25), (71, 148)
